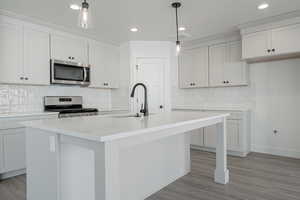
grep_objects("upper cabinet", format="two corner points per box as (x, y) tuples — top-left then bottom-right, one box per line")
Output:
(210, 41), (248, 87)
(242, 22), (300, 61)
(51, 34), (88, 64)
(178, 47), (209, 88)
(24, 27), (50, 85)
(0, 18), (23, 84)
(0, 17), (50, 85)
(89, 41), (120, 89)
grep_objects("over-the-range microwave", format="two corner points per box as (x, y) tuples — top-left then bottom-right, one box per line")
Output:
(50, 59), (90, 86)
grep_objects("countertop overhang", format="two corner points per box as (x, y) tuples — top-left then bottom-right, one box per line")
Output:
(23, 111), (230, 142)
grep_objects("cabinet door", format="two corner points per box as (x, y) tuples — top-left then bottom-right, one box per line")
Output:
(209, 44), (226, 87)
(242, 31), (271, 59)
(224, 41), (248, 86)
(203, 120), (240, 150)
(51, 34), (88, 64)
(3, 129), (26, 172)
(190, 128), (204, 146)
(271, 23), (300, 55)
(0, 135), (3, 173)
(0, 20), (23, 84)
(178, 47), (209, 88)
(24, 27), (50, 85)
(89, 42), (120, 88)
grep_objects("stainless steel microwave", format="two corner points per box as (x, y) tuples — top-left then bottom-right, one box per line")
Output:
(50, 59), (90, 86)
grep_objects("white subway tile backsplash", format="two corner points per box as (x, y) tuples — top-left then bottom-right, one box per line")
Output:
(0, 84), (111, 113)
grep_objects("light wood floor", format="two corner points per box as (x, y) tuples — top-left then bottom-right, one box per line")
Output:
(1, 150), (300, 200)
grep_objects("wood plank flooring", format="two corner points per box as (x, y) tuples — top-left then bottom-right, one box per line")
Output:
(1, 150), (300, 200)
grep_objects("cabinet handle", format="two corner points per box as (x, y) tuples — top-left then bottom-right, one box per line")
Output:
(267, 49), (271, 53)
(190, 83), (193, 86)
(272, 49), (275, 52)
(223, 81), (226, 84)
(72, 57), (75, 60)
(25, 77), (28, 80)
(226, 81), (229, 84)
(68, 56), (72, 59)
(20, 77), (24, 80)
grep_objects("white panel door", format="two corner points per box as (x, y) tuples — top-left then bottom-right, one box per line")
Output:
(0, 20), (23, 84)
(3, 129), (26, 172)
(190, 128), (204, 146)
(0, 135), (3, 173)
(135, 58), (165, 114)
(51, 34), (88, 64)
(271, 23), (300, 55)
(224, 41), (247, 86)
(209, 44), (226, 87)
(178, 47), (209, 88)
(24, 27), (50, 85)
(242, 31), (271, 59)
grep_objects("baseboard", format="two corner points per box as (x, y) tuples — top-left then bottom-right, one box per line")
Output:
(251, 145), (300, 159)
(191, 145), (249, 157)
(0, 169), (26, 180)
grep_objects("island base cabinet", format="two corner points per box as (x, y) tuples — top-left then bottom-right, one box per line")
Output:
(0, 128), (26, 179)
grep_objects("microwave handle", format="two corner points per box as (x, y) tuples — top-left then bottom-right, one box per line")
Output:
(83, 67), (87, 82)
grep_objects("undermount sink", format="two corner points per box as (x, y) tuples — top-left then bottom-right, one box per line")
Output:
(111, 113), (154, 118)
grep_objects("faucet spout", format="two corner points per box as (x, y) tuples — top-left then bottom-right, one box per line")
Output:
(130, 83), (149, 116)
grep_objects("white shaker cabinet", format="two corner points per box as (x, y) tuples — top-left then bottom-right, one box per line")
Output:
(190, 128), (204, 146)
(2, 129), (26, 172)
(51, 34), (88, 64)
(178, 47), (209, 88)
(209, 41), (248, 87)
(0, 17), (50, 85)
(24, 27), (50, 85)
(242, 31), (271, 59)
(89, 41), (120, 89)
(271, 23), (300, 55)
(242, 22), (300, 60)
(0, 19), (23, 84)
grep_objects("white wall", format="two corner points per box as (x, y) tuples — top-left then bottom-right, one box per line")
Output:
(0, 85), (111, 113)
(172, 58), (300, 158)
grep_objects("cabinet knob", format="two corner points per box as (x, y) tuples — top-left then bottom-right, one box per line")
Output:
(223, 81), (226, 84)
(272, 49), (275, 52)
(226, 81), (229, 84)
(25, 77), (28, 80)
(68, 56), (72, 59)
(72, 57), (75, 60)
(20, 77), (24, 80)
(267, 49), (271, 53)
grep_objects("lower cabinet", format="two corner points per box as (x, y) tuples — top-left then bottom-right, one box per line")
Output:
(190, 111), (250, 157)
(0, 128), (26, 173)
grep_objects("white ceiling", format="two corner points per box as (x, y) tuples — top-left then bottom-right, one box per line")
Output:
(1, 0), (300, 44)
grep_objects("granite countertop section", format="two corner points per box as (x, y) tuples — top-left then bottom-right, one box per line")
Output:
(22, 111), (229, 142)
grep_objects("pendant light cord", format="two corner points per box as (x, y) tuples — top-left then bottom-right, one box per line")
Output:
(175, 6), (179, 41)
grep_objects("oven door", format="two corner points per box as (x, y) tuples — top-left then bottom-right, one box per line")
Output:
(51, 59), (90, 86)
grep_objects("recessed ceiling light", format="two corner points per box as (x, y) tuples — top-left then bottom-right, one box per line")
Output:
(258, 3), (269, 10)
(179, 27), (186, 31)
(130, 27), (138, 32)
(70, 4), (81, 10)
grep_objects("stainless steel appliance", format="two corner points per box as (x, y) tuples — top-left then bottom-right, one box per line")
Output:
(44, 96), (98, 118)
(50, 59), (90, 86)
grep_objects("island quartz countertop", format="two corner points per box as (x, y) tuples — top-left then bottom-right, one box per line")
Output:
(22, 111), (229, 142)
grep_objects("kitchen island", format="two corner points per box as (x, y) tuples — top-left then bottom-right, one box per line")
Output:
(24, 111), (230, 200)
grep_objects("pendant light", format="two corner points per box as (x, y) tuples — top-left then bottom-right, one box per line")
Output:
(172, 2), (181, 55)
(79, 0), (91, 29)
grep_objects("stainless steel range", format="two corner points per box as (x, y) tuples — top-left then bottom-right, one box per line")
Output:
(44, 96), (98, 118)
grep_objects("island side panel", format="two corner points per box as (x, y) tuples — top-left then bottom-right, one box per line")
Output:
(26, 128), (60, 200)
(107, 133), (190, 200)
(214, 118), (229, 184)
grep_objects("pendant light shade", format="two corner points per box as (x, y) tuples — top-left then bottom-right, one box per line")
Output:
(79, 0), (92, 29)
(172, 2), (181, 56)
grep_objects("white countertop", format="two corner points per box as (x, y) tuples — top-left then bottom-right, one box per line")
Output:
(0, 111), (59, 130)
(23, 111), (229, 142)
(0, 111), (59, 119)
(172, 105), (251, 112)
